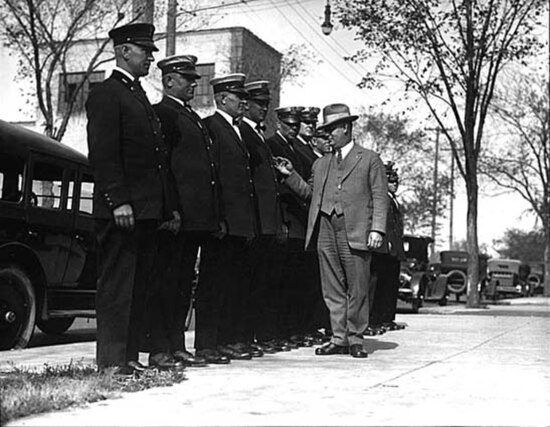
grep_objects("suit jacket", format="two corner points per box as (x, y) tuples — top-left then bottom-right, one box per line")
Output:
(204, 112), (257, 238)
(239, 121), (283, 236)
(284, 143), (389, 251)
(153, 96), (222, 232)
(86, 70), (176, 220)
(266, 132), (309, 239)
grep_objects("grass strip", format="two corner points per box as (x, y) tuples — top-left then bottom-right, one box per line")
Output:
(0, 362), (186, 426)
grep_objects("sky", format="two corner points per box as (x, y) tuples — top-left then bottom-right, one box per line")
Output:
(199, 0), (544, 254)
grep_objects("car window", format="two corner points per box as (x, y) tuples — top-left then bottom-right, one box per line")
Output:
(0, 152), (24, 203)
(79, 173), (94, 214)
(30, 161), (63, 209)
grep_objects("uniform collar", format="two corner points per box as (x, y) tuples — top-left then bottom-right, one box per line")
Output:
(113, 66), (137, 82)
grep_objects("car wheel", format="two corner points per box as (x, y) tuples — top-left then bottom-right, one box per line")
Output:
(446, 269), (467, 295)
(438, 296), (448, 306)
(0, 266), (36, 350)
(37, 317), (75, 335)
(411, 299), (421, 313)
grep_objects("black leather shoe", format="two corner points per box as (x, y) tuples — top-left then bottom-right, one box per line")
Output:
(350, 344), (368, 358)
(196, 349), (230, 365)
(364, 325), (385, 336)
(262, 340), (290, 352)
(239, 342), (264, 357)
(252, 342), (277, 354)
(173, 350), (208, 367)
(217, 345), (252, 360)
(382, 321), (406, 331)
(315, 342), (349, 355)
(149, 353), (185, 371)
(127, 360), (147, 372)
(282, 339), (299, 350)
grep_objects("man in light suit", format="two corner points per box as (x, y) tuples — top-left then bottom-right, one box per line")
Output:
(274, 103), (389, 358)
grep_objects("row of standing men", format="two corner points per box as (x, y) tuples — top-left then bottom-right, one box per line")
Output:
(86, 23), (406, 375)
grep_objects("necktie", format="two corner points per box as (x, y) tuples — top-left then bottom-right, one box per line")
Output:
(335, 148), (342, 164)
(233, 117), (241, 126)
(255, 123), (265, 139)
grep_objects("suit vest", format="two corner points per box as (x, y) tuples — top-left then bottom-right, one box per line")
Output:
(320, 154), (346, 216)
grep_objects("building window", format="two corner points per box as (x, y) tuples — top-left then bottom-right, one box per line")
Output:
(192, 63), (215, 109)
(58, 71), (105, 114)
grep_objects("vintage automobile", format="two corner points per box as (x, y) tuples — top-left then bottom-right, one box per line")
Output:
(484, 258), (531, 299)
(0, 120), (97, 350)
(429, 251), (489, 301)
(398, 235), (447, 312)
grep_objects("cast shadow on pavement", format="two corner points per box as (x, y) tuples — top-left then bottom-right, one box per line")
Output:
(363, 339), (398, 354)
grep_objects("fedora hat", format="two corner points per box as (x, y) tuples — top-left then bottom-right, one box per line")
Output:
(317, 103), (358, 129)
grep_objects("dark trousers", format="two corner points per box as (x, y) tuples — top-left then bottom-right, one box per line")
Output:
(299, 250), (330, 335)
(277, 237), (307, 338)
(317, 213), (371, 346)
(147, 230), (204, 354)
(194, 235), (251, 350)
(95, 219), (160, 368)
(370, 253), (401, 325)
(244, 235), (284, 342)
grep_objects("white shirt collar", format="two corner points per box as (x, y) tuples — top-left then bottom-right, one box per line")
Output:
(276, 130), (289, 144)
(167, 94), (186, 107)
(114, 66), (136, 82)
(242, 116), (257, 128)
(296, 135), (310, 146)
(338, 141), (354, 159)
(216, 109), (236, 126)
(216, 109), (242, 140)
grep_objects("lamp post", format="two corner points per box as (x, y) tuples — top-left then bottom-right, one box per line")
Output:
(321, 0), (333, 35)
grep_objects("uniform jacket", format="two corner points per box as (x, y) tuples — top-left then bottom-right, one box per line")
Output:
(266, 132), (309, 239)
(153, 96), (222, 232)
(284, 143), (389, 251)
(204, 112), (257, 238)
(86, 70), (176, 220)
(294, 136), (318, 179)
(378, 193), (406, 260)
(239, 120), (283, 236)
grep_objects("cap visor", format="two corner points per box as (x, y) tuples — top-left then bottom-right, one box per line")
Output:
(133, 41), (159, 52)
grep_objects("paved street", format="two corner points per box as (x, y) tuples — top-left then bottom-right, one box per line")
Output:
(2, 297), (549, 426)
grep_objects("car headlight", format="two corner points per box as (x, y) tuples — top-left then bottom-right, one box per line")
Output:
(515, 285), (522, 292)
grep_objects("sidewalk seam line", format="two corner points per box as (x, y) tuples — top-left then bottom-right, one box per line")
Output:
(369, 318), (540, 390)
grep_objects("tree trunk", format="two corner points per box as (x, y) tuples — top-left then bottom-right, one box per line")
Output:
(544, 221), (550, 297)
(465, 165), (481, 308)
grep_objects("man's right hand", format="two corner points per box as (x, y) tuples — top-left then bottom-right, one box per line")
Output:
(273, 156), (294, 176)
(113, 203), (135, 231)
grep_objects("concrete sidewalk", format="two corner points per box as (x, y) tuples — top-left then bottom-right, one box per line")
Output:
(3, 299), (550, 426)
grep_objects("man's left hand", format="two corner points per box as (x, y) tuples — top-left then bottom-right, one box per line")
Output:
(367, 231), (383, 249)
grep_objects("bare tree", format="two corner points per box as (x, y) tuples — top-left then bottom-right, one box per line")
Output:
(482, 71), (549, 296)
(337, 0), (547, 307)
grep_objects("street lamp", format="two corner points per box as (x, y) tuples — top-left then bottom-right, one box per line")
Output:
(321, 0), (333, 35)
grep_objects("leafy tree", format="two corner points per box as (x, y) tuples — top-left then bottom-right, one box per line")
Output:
(280, 43), (320, 87)
(355, 110), (452, 237)
(337, 0), (547, 307)
(0, 0), (134, 141)
(494, 228), (545, 263)
(481, 71), (549, 295)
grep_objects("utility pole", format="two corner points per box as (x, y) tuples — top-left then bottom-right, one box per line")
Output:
(426, 127), (441, 251)
(166, 0), (177, 56)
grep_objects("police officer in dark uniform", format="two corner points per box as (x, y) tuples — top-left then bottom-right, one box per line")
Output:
(239, 80), (285, 354)
(86, 23), (182, 375)
(152, 54), (226, 366)
(369, 162), (407, 334)
(295, 107), (321, 176)
(267, 107), (310, 348)
(199, 74), (256, 361)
